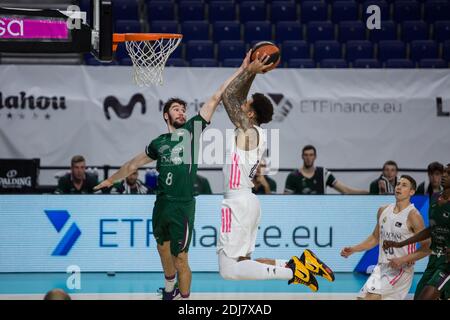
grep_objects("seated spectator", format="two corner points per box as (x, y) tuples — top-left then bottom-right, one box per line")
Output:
(369, 160), (398, 195)
(55, 155), (98, 194)
(416, 161), (444, 197)
(252, 159), (277, 194)
(284, 145), (368, 195)
(193, 174), (212, 195)
(111, 170), (152, 194)
(44, 288), (71, 300)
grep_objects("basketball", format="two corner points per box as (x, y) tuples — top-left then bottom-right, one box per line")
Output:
(250, 41), (281, 72)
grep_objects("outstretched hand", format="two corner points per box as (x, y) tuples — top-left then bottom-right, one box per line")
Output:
(247, 52), (273, 74)
(340, 247), (354, 258)
(94, 179), (113, 191)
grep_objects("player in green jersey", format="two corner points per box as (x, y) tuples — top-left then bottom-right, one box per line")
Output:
(383, 163), (450, 300)
(94, 61), (249, 300)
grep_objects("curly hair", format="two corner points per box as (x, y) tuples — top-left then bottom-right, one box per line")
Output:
(163, 97), (187, 121)
(250, 93), (273, 125)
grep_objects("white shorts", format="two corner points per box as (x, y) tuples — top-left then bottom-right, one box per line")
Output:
(216, 191), (261, 259)
(358, 264), (414, 300)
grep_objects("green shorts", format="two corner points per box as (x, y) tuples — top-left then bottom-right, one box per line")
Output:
(152, 197), (195, 256)
(414, 255), (450, 299)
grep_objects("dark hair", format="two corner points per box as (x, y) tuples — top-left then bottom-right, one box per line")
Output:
(302, 145), (317, 156)
(250, 93), (273, 125)
(383, 160), (398, 171)
(163, 97), (187, 121)
(71, 155), (85, 166)
(400, 174), (417, 191)
(427, 161), (444, 175)
(44, 289), (71, 300)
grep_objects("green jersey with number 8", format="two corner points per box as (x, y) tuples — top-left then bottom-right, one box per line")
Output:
(145, 114), (209, 201)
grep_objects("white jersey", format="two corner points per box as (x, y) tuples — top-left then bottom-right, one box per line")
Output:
(358, 203), (417, 299)
(378, 203), (417, 268)
(223, 126), (267, 193)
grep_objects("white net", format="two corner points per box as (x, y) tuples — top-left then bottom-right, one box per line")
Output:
(124, 36), (182, 86)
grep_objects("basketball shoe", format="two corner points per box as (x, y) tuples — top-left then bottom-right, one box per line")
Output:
(286, 256), (319, 292)
(158, 287), (181, 300)
(300, 249), (335, 282)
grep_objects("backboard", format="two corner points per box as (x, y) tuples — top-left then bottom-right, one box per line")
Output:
(0, 0), (113, 61)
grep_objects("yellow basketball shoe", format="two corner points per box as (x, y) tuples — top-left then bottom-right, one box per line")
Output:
(300, 249), (335, 282)
(286, 256), (319, 292)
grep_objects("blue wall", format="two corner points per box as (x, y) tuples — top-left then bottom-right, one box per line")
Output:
(0, 195), (429, 273)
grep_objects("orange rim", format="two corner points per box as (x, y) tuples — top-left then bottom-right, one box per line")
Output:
(113, 33), (182, 43)
(112, 33), (182, 52)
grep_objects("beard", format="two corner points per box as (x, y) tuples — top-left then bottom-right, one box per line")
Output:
(304, 163), (314, 169)
(169, 116), (186, 129)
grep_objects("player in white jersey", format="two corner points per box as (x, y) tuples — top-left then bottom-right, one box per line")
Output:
(216, 51), (335, 291)
(341, 175), (431, 299)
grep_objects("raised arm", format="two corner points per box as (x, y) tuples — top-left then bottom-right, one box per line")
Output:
(333, 180), (370, 194)
(94, 152), (154, 190)
(222, 52), (271, 130)
(199, 54), (248, 123)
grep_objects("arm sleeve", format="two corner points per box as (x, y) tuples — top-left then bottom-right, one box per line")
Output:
(369, 180), (379, 194)
(325, 169), (337, 187)
(86, 173), (98, 193)
(184, 114), (210, 134)
(284, 173), (296, 193)
(55, 175), (68, 194)
(145, 139), (158, 160)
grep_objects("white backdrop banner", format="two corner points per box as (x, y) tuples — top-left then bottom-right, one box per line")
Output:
(0, 66), (449, 172)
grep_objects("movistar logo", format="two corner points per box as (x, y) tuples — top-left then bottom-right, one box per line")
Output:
(103, 93), (146, 120)
(45, 210), (81, 256)
(268, 93), (293, 123)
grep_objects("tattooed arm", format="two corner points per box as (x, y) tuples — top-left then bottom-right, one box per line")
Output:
(222, 53), (272, 130)
(199, 53), (250, 123)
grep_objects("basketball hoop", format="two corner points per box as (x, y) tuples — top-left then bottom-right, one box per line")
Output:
(113, 33), (182, 87)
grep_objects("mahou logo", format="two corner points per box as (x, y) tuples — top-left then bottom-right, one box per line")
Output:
(0, 91), (66, 110)
(0, 18), (24, 37)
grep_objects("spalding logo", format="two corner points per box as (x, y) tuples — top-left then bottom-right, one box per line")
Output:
(6, 170), (17, 178)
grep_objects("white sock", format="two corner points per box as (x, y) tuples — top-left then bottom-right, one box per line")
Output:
(219, 253), (293, 280)
(165, 274), (176, 292)
(275, 259), (288, 268)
